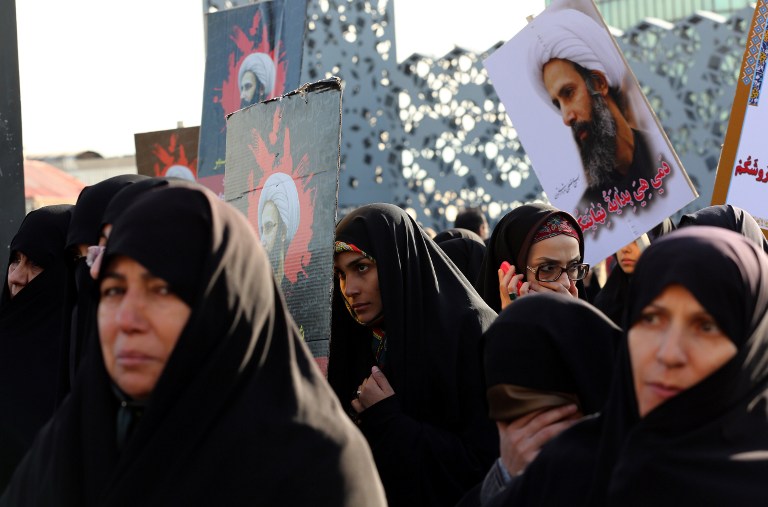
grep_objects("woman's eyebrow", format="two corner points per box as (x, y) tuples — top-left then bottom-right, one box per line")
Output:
(343, 255), (367, 269)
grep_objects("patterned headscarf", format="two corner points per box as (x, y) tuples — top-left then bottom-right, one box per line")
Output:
(532, 214), (580, 244)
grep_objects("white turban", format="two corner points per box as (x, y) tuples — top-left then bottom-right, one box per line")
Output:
(164, 165), (196, 182)
(258, 172), (300, 243)
(528, 9), (625, 111)
(238, 52), (277, 96)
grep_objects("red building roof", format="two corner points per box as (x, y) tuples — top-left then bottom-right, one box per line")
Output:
(24, 159), (86, 204)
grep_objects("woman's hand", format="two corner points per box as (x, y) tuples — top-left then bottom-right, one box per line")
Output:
(351, 366), (395, 414)
(527, 278), (578, 298)
(498, 264), (529, 310)
(497, 404), (582, 476)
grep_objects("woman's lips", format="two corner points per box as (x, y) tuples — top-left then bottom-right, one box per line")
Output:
(117, 351), (154, 366)
(647, 382), (682, 399)
(352, 303), (369, 313)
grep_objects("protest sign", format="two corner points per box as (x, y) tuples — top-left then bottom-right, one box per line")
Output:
(198, 0), (306, 195)
(484, 0), (697, 264)
(134, 126), (199, 180)
(224, 78), (342, 362)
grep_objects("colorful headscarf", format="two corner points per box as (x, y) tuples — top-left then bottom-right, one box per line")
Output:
(532, 214), (580, 244)
(334, 241), (375, 262)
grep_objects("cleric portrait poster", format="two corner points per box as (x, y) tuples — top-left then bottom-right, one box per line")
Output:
(198, 0), (307, 195)
(224, 78), (341, 363)
(484, 0), (697, 264)
(134, 126), (200, 181)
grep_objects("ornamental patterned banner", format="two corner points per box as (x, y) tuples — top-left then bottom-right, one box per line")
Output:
(713, 0), (768, 235)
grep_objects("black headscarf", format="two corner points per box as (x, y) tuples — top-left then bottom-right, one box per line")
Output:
(438, 237), (486, 286)
(678, 204), (768, 253)
(475, 204), (585, 312)
(483, 293), (620, 421)
(0, 205), (73, 490)
(61, 174), (149, 398)
(328, 203), (498, 507)
(434, 227), (485, 245)
(592, 218), (675, 326)
(490, 227), (768, 507)
(65, 174), (148, 250)
(2, 186), (385, 506)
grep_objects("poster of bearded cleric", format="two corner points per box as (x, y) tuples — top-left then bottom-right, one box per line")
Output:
(134, 126), (200, 181)
(224, 78), (341, 361)
(484, 0), (697, 265)
(198, 0), (307, 196)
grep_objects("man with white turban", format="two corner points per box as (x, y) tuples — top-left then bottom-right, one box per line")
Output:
(528, 8), (655, 207)
(258, 172), (300, 284)
(238, 52), (277, 108)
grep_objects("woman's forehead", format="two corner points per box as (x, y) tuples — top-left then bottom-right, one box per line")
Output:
(528, 234), (581, 261)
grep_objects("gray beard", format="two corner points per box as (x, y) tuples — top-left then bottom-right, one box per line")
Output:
(572, 94), (618, 189)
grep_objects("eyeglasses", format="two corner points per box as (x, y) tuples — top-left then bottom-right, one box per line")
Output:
(527, 262), (590, 282)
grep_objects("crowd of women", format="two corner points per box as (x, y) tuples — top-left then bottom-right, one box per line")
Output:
(1, 173), (767, 506)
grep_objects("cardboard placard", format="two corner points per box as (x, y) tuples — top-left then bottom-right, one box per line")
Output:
(134, 127), (200, 181)
(712, 1), (768, 235)
(484, 0), (698, 264)
(198, 0), (307, 195)
(224, 78), (342, 359)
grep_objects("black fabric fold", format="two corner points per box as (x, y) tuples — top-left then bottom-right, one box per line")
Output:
(2, 186), (385, 506)
(489, 226), (768, 507)
(483, 293), (620, 418)
(328, 203), (498, 507)
(678, 204), (768, 253)
(0, 205), (73, 490)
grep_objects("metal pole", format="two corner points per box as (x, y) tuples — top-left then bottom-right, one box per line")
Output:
(0, 0), (26, 259)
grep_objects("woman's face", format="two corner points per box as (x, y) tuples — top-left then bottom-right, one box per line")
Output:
(616, 240), (641, 274)
(7, 251), (44, 299)
(525, 234), (581, 293)
(98, 256), (191, 401)
(334, 251), (383, 325)
(629, 284), (737, 417)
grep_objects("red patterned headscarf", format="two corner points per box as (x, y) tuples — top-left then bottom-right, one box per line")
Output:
(532, 215), (580, 244)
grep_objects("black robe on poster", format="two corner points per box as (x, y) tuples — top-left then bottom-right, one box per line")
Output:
(475, 204), (585, 312)
(329, 203), (498, 507)
(488, 227), (768, 507)
(2, 186), (385, 506)
(0, 205), (73, 491)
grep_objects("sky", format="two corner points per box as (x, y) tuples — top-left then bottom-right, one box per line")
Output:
(15, 0), (544, 158)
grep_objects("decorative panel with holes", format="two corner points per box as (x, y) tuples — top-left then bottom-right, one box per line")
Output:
(204, 0), (753, 229)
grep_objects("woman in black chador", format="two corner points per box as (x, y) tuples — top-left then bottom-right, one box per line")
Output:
(329, 203), (498, 507)
(2, 186), (385, 506)
(0, 205), (72, 490)
(487, 226), (768, 507)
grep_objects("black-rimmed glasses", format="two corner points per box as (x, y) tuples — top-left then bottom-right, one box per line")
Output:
(526, 262), (590, 282)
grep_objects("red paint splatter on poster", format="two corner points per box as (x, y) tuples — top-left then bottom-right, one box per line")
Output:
(246, 107), (315, 284)
(213, 10), (289, 119)
(152, 133), (197, 179)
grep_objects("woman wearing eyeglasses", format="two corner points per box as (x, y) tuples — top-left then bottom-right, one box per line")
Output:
(475, 203), (588, 312)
